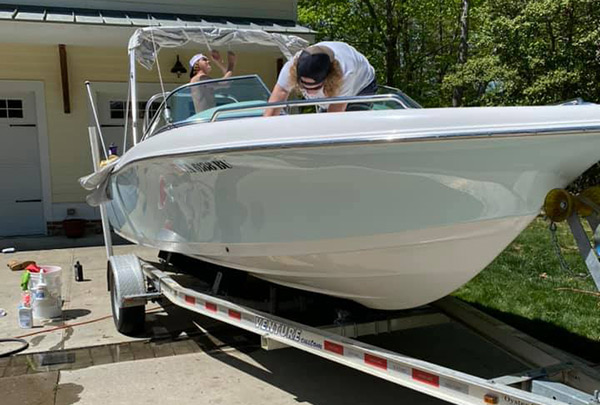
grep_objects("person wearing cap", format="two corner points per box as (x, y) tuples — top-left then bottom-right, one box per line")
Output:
(264, 42), (376, 116)
(189, 50), (236, 83)
(188, 50), (237, 112)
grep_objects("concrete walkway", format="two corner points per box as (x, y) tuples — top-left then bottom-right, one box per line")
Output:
(0, 243), (156, 353)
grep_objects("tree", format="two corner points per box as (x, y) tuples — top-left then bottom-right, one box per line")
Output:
(452, 0), (469, 106)
(443, 0), (600, 106)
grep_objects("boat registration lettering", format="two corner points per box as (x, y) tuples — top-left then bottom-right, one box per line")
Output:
(173, 159), (232, 174)
(255, 316), (302, 342)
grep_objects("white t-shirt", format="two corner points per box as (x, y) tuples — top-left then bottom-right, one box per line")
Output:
(276, 41), (375, 99)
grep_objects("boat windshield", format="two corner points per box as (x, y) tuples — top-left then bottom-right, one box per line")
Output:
(145, 75), (271, 137)
(143, 75), (422, 139)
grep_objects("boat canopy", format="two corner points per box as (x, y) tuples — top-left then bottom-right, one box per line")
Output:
(128, 26), (310, 70)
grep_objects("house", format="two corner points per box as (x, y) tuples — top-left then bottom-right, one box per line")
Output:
(0, 0), (312, 236)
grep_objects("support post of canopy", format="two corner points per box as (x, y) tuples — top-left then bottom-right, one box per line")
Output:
(87, 126), (113, 260)
(129, 50), (139, 146)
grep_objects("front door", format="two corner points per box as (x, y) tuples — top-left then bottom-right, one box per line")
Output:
(0, 91), (44, 236)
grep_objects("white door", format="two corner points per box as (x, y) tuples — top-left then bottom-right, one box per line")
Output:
(0, 91), (44, 236)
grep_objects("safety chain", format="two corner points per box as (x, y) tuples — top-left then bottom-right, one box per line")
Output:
(549, 221), (574, 274)
(548, 221), (591, 279)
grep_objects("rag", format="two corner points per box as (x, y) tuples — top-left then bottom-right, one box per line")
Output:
(7, 260), (36, 271)
(25, 263), (41, 272)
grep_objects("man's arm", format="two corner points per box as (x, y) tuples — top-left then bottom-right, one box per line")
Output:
(211, 50), (236, 79)
(263, 84), (290, 117)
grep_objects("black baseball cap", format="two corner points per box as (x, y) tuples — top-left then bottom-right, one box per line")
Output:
(297, 45), (335, 86)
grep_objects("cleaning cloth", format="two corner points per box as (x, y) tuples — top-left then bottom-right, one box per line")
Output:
(7, 260), (36, 271)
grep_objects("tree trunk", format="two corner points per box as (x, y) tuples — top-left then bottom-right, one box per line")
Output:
(385, 0), (398, 86)
(453, 0), (469, 107)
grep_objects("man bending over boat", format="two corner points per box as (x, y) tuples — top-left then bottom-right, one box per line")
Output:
(188, 50), (237, 112)
(264, 42), (376, 116)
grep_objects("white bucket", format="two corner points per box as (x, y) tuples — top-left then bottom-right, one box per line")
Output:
(28, 265), (62, 319)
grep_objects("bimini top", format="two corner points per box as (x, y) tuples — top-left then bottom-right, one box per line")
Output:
(129, 26), (310, 69)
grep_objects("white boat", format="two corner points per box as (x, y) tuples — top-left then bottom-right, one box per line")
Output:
(82, 27), (600, 310)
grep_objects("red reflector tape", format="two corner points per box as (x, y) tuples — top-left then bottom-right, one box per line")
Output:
(324, 340), (344, 355)
(184, 295), (195, 305)
(228, 309), (241, 320)
(364, 354), (387, 370)
(412, 369), (439, 387)
(205, 302), (217, 312)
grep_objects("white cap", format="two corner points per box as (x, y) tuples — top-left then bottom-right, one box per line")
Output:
(189, 53), (207, 68)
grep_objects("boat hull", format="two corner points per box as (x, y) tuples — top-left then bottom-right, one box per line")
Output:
(105, 128), (600, 309)
(192, 215), (534, 309)
(99, 106), (600, 309)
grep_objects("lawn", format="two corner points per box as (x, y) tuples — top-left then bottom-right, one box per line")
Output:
(453, 217), (600, 361)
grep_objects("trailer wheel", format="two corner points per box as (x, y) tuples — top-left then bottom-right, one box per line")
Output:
(108, 255), (146, 336)
(110, 274), (145, 336)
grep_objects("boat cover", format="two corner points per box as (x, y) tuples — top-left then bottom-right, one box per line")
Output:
(129, 26), (310, 69)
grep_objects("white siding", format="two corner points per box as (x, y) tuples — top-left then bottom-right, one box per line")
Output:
(11, 0), (297, 21)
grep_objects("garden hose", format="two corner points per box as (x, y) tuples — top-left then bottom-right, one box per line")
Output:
(0, 338), (29, 357)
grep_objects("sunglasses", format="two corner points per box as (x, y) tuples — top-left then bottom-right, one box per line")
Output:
(299, 78), (325, 91)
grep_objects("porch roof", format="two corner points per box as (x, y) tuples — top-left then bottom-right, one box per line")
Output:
(0, 3), (314, 34)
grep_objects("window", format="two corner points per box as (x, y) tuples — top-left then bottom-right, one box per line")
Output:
(0, 99), (24, 119)
(109, 100), (126, 119)
(109, 100), (160, 120)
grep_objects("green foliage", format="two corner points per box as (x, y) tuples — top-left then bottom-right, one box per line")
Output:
(446, 0), (600, 106)
(299, 0), (600, 106)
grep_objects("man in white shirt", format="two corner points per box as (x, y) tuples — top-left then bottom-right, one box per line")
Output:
(264, 42), (377, 116)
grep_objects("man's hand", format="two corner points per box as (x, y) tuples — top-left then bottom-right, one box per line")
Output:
(210, 50), (223, 63)
(211, 50), (235, 78)
(227, 51), (237, 72)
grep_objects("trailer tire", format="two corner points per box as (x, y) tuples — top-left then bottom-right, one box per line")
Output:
(108, 255), (146, 336)
(110, 272), (145, 336)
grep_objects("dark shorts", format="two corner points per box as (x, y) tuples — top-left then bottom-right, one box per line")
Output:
(346, 79), (378, 111)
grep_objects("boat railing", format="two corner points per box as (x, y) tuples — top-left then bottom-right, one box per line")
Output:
(209, 94), (410, 122)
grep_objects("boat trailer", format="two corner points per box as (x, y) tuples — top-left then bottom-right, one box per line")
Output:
(105, 252), (600, 405)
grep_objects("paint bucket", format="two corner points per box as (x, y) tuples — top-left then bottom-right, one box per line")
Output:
(28, 266), (62, 319)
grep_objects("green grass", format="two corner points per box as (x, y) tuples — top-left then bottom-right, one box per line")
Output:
(452, 217), (600, 360)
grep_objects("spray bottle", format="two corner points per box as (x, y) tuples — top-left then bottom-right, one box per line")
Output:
(32, 271), (52, 319)
(18, 291), (32, 329)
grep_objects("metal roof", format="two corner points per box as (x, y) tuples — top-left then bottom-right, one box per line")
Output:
(0, 3), (314, 34)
